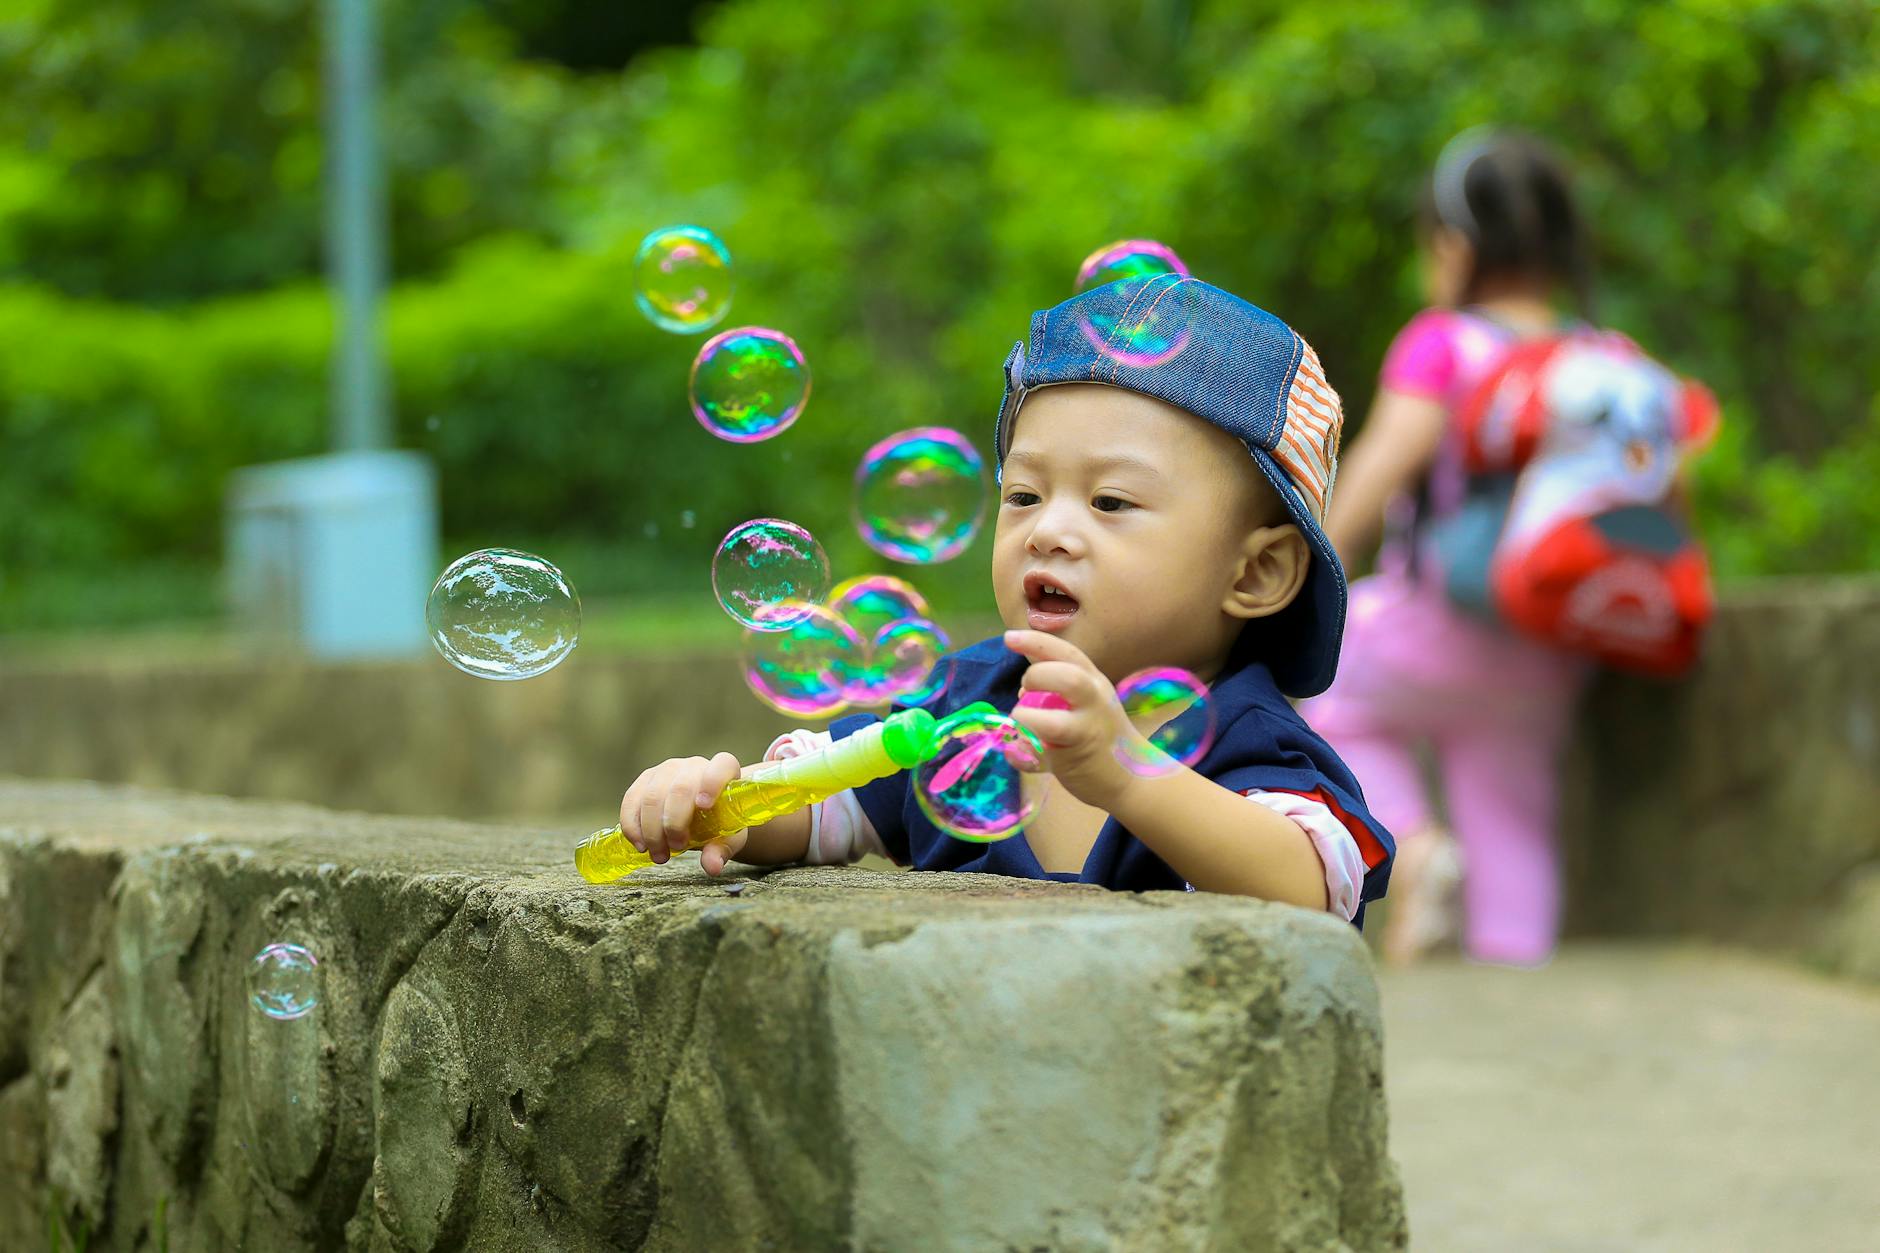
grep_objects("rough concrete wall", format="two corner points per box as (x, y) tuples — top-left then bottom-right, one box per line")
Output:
(5, 580), (1872, 976)
(1559, 577), (1880, 978)
(0, 780), (1405, 1252)
(0, 649), (798, 824)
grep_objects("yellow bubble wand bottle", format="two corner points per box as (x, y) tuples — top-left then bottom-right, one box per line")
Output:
(574, 706), (944, 884)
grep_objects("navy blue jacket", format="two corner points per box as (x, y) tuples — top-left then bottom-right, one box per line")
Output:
(831, 638), (1395, 927)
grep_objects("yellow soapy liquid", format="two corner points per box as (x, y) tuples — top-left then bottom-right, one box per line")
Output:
(574, 777), (843, 884)
(567, 707), (940, 884)
(573, 719), (910, 885)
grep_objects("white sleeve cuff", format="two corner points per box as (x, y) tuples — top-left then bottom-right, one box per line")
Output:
(761, 730), (888, 865)
(1235, 789), (1366, 921)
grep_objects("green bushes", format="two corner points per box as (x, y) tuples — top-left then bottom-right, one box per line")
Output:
(2, 0), (1876, 631)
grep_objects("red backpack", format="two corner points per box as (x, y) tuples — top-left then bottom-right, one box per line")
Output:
(1435, 329), (1720, 675)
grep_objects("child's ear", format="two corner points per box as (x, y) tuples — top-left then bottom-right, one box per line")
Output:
(1223, 525), (1311, 620)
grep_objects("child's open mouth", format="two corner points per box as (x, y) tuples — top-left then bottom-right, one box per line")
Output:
(1023, 572), (1081, 633)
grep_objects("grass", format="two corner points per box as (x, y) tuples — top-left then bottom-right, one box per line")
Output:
(0, 534), (1000, 662)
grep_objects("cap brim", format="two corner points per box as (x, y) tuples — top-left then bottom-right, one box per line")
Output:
(1242, 447), (1347, 699)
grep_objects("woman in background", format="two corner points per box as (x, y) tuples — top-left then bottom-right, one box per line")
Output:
(1306, 130), (1593, 967)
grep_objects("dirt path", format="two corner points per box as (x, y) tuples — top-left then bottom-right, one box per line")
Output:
(1377, 943), (1880, 1252)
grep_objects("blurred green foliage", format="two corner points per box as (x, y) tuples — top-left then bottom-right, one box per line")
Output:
(1, 0), (1876, 630)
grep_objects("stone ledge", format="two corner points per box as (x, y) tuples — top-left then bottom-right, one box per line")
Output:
(0, 779), (1405, 1252)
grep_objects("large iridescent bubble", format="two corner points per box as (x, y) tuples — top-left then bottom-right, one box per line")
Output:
(689, 326), (810, 443)
(1113, 666), (1215, 777)
(247, 942), (321, 1021)
(633, 225), (733, 334)
(914, 708), (1047, 842)
(1073, 239), (1189, 294)
(712, 518), (831, 631)
(741, 600), (862, 719)
(853, 427), (988, 564)
(427, 549), (581, 680)
(1074, 273), (1200, 370)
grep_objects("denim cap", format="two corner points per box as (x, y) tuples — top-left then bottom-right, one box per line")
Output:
(993, 275), (1348, 698)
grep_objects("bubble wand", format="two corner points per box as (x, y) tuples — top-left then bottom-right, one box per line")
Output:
(575, 705), (996, 884)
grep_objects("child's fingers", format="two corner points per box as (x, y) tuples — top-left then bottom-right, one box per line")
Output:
(697, 752), (742, 807)
(1011, 704), (1080, 754)
(1019, 660), (1104, 705)
(1003, 628), (1094, 667)
(698, 828), (749, 876)
(619, 769), (658, 850)
(658, 761), (712, 854)
(637, 780), (675, 862)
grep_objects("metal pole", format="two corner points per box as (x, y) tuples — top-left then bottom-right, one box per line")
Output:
(323, 0), (389, 451)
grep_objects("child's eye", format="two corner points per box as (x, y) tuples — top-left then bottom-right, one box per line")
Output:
(1004, 490), (1040, 507)
(1091, 495), (1133, 513)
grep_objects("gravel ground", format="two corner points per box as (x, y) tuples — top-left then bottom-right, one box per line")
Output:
(1377, 943), (1880, 1252)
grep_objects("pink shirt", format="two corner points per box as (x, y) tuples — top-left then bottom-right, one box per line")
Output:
(1375, 308), (1522, 573)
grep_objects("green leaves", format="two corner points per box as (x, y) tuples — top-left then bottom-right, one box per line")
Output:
(0, 0), (1875, 631)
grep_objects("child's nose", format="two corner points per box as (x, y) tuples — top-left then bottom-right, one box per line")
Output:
(1024, 498), (1086, 558)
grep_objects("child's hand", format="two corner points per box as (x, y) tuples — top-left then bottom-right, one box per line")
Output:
(618, 752), (747, 876)
(1005, 629), (1148, 811)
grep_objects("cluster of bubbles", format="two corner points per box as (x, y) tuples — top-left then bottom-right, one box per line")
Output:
(1113, 666), (1216, 777)
(428, 223), (1202, 854)
(738, 573), (952, 719)
(914, 707), (1047, 842)
(853, 427), (988, 564)
(633, 225), (814, 445)
(248, 942), (321, 1021)
(427, 548), (582, 681)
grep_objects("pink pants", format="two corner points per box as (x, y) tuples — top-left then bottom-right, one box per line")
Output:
(1301, 572), (1587, 964)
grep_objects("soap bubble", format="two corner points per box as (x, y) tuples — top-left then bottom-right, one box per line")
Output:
(1114, 666), (1215, 777)
(827, 575), (930, 640)
(713, 519), (831, 631)
(633, 225), (733, 334)
(427, 549), (581, 681)
(1076, 274), (1200, 370)
(689, 326), (810, 443)
(741, 600), (862, 718)
(871, 617), (952, 706)
(914, 708), (1047, 842)
(825, 576), (932, 706)
(248, 943), (321, 1021)
(1074, 238), (1189, 293)
(853, 427), (988, 564)
(842, 615), (951, 706)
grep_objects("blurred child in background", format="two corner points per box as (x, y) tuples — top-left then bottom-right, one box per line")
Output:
(1305, 131), (1594, 966)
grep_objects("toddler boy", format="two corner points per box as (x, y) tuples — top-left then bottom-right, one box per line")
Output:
(620, 276), (1394, 924)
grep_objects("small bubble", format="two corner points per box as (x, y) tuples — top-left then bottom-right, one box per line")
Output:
(689, 326), (811, 443)
(1074, 238), (1189, 293)
(713, 518), (830, 631)
(633, 225), (733, 334)
(426, 549), (581, 681)
(853, 428), (988, 564)
(247, 943), (321, 1021)
(915, 709), (1047, 842)
(681, 510), (697, 529)
(1114, 666), (1215, 776)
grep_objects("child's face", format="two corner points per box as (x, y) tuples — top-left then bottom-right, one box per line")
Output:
(992, 384), (1306, 683)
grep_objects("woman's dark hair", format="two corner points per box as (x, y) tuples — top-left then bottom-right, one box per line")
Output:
(1419, 129), (1594, 318)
